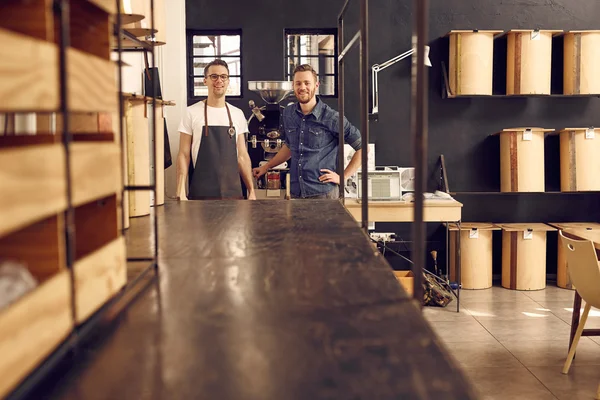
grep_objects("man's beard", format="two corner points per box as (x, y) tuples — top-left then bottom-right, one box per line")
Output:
(296, 88), (315, 104)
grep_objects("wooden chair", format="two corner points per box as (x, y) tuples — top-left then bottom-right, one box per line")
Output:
(559, 231), (600, 380)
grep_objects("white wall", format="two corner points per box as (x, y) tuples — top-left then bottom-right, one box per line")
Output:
(161, 0), (187, 200)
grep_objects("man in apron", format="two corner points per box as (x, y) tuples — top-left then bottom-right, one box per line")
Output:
(176, 59), (256, 200)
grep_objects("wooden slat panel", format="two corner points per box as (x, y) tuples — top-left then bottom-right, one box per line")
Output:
(0, 270), (71, 399)
(0, 144), (66, 237)
(67, 47), (116, 113)
(0, 28), (59, 112)
(0, 214), (65, 283)
(0, 0), (54, 41)
(70, 0), (110, 60)
(74, 236), (126, 323)
(71, 142), (121, 207)
(74, 194), (118, 261)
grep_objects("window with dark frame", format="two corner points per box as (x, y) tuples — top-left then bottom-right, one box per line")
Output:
(285, 29), (338, 97)
(187, 29), (242, 101)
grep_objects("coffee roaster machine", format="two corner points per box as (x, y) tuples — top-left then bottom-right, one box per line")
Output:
(246, 81), (294, 198)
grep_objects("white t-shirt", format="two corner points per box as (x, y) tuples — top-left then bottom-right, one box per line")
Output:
(178, 101), (249, 167)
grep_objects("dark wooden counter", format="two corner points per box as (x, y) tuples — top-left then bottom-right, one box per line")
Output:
(23, 200), (477, 400)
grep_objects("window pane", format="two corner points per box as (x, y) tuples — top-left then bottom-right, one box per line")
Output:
(286, 33), (335, 94)
(193, 57), (241, 76)
(193, 34), (240, 57)
(194, 76), (241, 97)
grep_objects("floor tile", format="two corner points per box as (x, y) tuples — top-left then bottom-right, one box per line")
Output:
(479, 314), (572, 342)
(543, 302), (600, 328)
(422, 305), (473, 322)
(428, 320), (496, 343)
(529, 366), (600, 400)
(461, 366), (558, 400)
(502, 338), (600, 367)
(464, 298), (556, 320)
(444, 341), (521, 368)
(457, 287), (532, 303)
(525, 286), (579, 304)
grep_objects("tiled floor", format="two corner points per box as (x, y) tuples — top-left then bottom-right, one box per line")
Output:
(423, 284), (600, 400)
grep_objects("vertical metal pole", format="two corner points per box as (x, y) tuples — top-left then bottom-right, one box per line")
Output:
(116, 0), (126, 236)
(359, 0), (369, 232)
(150, 0), (159, 269)
(337, 17), (345, 203)
(57, 0), (78, 333)
(411, 0), (429, 305)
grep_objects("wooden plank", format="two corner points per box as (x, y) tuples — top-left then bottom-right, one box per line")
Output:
(0, 0), (54, 41)
(0, 28), (59, 112)
(0, 270), (71, 399)
(344, 199), (462, 222)
(0, 214), (65, 283)
(126, 101), (151, 217)
(71, 142), (121, 207)
(0, 144), (66, 237)
(74, 194), (119, 261)
(74, 236), (126, 323)
(154, 105), (165, 205)
(70, 0), (110, 60)
(67, 47), (117, 113)
(498, 223), (557, 232)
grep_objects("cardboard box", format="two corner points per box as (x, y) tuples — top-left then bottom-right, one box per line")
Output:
(394, 270), (414, 296)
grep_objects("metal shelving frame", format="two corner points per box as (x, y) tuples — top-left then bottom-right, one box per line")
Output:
(337, 0), (430, 306)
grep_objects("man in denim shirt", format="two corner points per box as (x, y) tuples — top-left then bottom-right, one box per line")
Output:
(253, 64), (364, 199)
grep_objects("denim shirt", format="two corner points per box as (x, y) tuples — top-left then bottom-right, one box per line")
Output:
(281, 97), (362, 198)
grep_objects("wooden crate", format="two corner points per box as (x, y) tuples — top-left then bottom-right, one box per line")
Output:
(499, 223), (557, 290)
(494, 127), (554, 192)
(506, 29), (562, 95)
(550, 222), (600, 289)
(563, 30), (600, 95)
(0, 215), (71, 399)
(557, 128), (600, 191)
(446, 30), (502, 96)
(393, 271), (414, 297)
(449, 223), (500, 289)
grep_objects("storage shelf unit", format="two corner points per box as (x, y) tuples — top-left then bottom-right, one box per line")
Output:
(0, 0), (143, 397)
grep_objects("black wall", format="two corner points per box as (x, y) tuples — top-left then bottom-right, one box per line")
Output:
(186, 0), (600, 275)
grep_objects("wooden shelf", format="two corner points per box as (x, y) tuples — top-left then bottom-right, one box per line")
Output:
(0, 269), (72, 398)
(0, 142), (121, 238)
(74, 236), (126, 323)
(0, 28), (116, 113)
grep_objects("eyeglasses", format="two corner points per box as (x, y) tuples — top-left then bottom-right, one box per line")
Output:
(208, 74), (229, 81)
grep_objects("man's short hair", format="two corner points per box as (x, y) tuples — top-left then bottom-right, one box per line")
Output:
(293, 64), (318, 82)
(204, 59), (229, 77)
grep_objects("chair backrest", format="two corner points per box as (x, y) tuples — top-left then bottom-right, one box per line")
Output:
(559, 231), (600, 308)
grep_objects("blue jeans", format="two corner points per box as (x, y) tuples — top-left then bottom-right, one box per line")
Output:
(292, 186), (339, 199)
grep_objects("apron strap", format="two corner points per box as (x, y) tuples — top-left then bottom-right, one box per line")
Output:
(203, 100), (235, 138)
